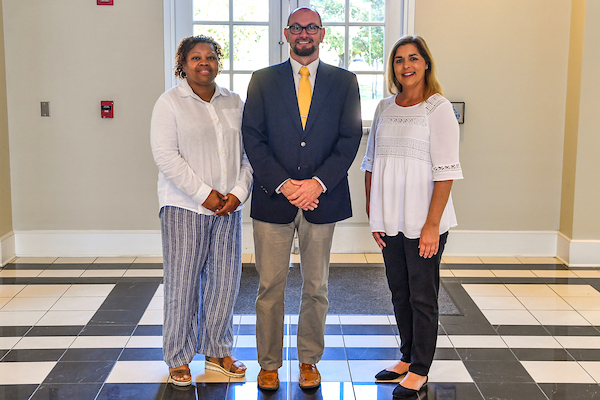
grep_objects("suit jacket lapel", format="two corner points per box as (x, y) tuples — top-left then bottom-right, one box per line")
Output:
(304, 61), (333, 134)
(276, 61), (304, 133)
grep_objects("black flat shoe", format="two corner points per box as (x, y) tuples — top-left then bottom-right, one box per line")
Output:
(392, 378), (428, 399)
(374, 369), (406, 380)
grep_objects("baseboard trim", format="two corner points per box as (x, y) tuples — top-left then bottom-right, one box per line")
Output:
(0, 231), (16, 266)
(557, 232), (600, 267)
(11, 227), (577, 261)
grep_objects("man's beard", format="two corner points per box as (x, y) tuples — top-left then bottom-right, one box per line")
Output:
(292, 41), (317, 57)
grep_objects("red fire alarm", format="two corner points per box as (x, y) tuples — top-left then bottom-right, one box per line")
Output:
(101, 101), (114, 118)
(97, 0), (114, 5)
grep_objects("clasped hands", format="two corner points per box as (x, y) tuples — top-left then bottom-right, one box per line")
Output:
(202, 190), (240, 217)
(280, 178), (321, 211)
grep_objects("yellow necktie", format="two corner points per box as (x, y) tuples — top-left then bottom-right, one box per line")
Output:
(298, 67), (311, 129)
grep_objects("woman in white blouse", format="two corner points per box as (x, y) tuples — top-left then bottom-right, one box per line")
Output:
(151, 36), (252, 386)
(361, 35), (463, 398)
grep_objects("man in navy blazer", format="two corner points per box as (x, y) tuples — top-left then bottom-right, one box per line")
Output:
(242, 6), (362, 392)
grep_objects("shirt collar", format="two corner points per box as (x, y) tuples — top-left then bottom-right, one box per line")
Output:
(289, 57), (319, 78)
(178, 78), (228, 102)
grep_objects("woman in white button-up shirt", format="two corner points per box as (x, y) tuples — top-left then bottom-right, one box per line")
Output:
(362, 36), (463, 398)
(151, 36), (252, 386)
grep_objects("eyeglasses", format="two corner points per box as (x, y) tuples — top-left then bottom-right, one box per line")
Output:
(287, 23), (322, 35)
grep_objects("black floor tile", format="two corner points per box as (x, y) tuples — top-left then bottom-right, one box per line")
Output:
(88, 310), (146, 325)
(61, 348), (122, 362)
(43, 264), (92, 270)
(286, 324), (343, 335)
(119, 348), (164, 361)
(128, 263), (163, 269)
(43, 361), (114, 383)
(354, 382), (398, 400)
(423, 383), (485, 400)
(463, 360), (534, 383)
(544, 326), (600, 336)
(195, 382), (227, 399)
(1, 349), (65, 362)
(0, 326), (30, 336)
(477, 382), (547, 400)
(288, 346), (347, 361)
(30, 383), (103, 400)
(512, 348), (574, 361)
(3, 263), (49, 270)
(237, 324), (256, 335)
(441, 324), (497, 335)
(346, 347), (401, 360)
(25, 326), (84, 336)
(494, 325), (550, 335)
(433, 348), (461, 360)
(0, 384), (38, 400)
(87, 263), (133, 270)
(97, 383), (167, 400)
(340, 324), (396, 335)
(0, 350), (7, 360)
(456, 348), (517, 362)
(80, 324), (136, 336)
(290, 381), (353, 399)
(98, 295), (154, 311)
(109, 280), (162, 297)
(540, 383), (600, 399)
(133, 325), (162, 336)
(566, 348), (600, 361)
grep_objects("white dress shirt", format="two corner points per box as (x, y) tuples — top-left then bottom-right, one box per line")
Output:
(151, 79), (253, 215)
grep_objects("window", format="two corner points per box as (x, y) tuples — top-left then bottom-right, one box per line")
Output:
(165, 0), (414, 120)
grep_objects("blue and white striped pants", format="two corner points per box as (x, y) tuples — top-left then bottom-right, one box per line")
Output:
(160, 206), (242, 368)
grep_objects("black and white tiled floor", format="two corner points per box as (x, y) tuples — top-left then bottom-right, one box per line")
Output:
(2, 255), (600, 399)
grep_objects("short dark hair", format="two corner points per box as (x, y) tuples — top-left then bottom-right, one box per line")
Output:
(174, 35), (223, 79)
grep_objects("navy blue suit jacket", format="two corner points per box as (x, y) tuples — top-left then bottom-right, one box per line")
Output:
(242, 60), (362, 224)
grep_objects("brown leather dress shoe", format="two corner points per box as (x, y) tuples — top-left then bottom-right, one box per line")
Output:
(299, 363), (321, 389)
(257, 368), (279, 391)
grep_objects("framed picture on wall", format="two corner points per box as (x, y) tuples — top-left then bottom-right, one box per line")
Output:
(451, 102), (465, 124)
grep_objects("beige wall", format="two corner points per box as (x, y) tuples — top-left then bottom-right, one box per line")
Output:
(0, 1), (12, 237)
(414, 0), (570, 231)
(572, 0), (600, 239)
(3, 0), (164, 231)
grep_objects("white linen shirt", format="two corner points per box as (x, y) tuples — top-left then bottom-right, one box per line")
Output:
(151, 79), (253, 215)
(361, 94), (463, 238)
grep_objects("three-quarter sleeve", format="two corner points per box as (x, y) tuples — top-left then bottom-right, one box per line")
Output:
(428, 98), (463, 181)
(361, 100), (384, 173)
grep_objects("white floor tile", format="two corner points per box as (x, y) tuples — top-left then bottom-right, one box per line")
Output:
(95, 257), (135, 264)
(231, 361), (290, 383)
(579, 311), (600, 325)
(146, 296), (163, 310)
(428, 360), (473, 383)
(14, 336), (75, 349)
(36, 310), (96, 326)
(0, 362), (56, 384)
(55, 257), (96, 264)
(239, 315), (256, 324)
(348, 360), (399, 383)
(0, 337), (20, 350)
(448, 335), (507, 348)
(0, 270), (42, 278)
(579, 362), (600, 383)
(436, 335), (453, 348)
(0, 284), (26, 297)
(0, 311), (45, 326)
(138, 309), (163, 325)
(532, 270), (579, 278)
(501, 336), (562, 348)
(241, 254), (253, 264)
(235, 335), (257, 348)
(37, 270), (85, 278)
(506, 284), (557, 297)
(518, 296), (573, 311)
(15, 285), (71, 298)
(126, 336), (163, 348)
(51, 296), (105, 311)
(2, 297), (59, 311)
(80, 270), (126, 278)
(343, 335), (398, 348)
(450, 270), (495, 278)
(70, 336), (130, 349)
(470, 296), (525, 310)
(106, 360), (169, 383)
(123, 269), (164, 277)
(572, 270), (600, 279)
(549, 284), (600, 297)
(339, 315), (391, 325)
(154, 284), (164, 297)
(330, 254), (367, 263)
(365, 254), (384, 264)
(462, 284), (513, 297)
(530, 310), (590, 326)
(442, 257), (482, 264)
(133, 257), (163, 264)
(554, 336), (600, 349)
(480, 310), (539, 325)
(440, 270), (455, 277)
(290, 360), (351, 382)
(0, 298), (10, 309)
(517, 257), (561, 264)
(562, 296), (600, 311)
(491, 270), (537, 278)
(521, 361), (594, 383)
(63, 284), (114, 297)
(480, 257), (521, 264)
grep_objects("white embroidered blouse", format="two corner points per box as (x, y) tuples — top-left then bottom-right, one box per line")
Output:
(361, 93), (463, 239)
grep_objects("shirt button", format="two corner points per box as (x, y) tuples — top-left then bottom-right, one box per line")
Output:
(297, 166), (301, 170)
(300, 142), (306, 147)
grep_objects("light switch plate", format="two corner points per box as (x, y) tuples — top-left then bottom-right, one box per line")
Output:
(41, 102), (50, 117)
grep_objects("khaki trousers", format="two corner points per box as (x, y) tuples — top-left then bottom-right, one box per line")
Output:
(253, 209), (335, 369)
